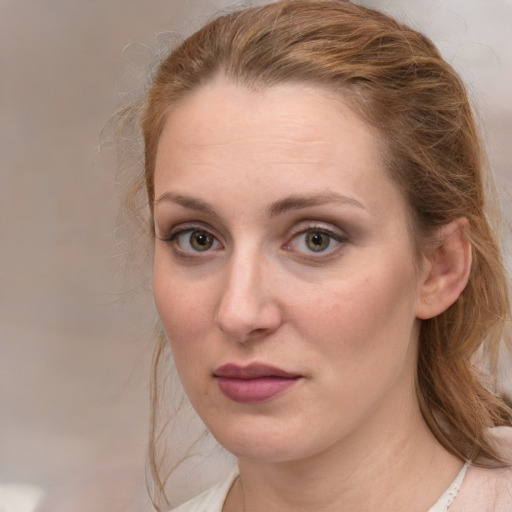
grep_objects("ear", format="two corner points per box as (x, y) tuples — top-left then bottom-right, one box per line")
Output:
(415, 219), (472, 320)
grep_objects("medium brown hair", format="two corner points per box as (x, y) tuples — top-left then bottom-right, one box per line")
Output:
(142, 0), (511, 505)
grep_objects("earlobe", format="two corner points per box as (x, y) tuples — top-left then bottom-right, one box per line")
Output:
(416, 219), (472, 320)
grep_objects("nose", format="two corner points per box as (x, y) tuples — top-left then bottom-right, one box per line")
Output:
(214, 251), (282, 343)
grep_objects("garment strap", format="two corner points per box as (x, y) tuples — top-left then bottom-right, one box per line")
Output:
(427, 462), (469, 512)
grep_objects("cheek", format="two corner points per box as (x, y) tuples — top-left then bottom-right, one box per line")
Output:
(153, 271), (216, 404)
(290, 262), (419, 370)
(153, 256), (213, 358)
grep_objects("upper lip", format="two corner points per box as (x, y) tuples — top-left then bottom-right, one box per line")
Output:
(213, 363), (300, 379)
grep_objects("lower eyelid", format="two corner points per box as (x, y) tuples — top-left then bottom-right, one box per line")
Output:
(286, 228), (346, 253)
(170, 228), (223, 255)
(159, 224), (346, 255)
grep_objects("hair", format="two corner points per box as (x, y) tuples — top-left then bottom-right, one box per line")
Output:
(140, 0), (512, 506)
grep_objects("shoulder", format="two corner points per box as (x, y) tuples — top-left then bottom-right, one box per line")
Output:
(169, 467), (239, 512)
(454, 464), (512, 512)
(486, 425), (512, 462)
(452, 427), (512, 512)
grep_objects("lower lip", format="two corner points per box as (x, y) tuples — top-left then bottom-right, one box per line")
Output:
(216, 376), (300, 404)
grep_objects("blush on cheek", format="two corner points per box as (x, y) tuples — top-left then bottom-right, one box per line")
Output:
(318, 273), (415, 357)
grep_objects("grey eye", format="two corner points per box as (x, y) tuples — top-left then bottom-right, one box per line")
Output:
(305, 231), (331, 252)
(288, 228), (343, 255)
(175, 229), (221, 253)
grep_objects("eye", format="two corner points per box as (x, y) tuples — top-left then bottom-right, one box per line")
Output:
(171, 229), (222, 254)
(304, 231), (331, 252)
(286, 228), (344, 255)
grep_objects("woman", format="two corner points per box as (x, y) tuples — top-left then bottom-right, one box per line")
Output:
(139, 1), (512, 510)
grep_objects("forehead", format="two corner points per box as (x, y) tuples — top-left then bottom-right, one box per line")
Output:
(165, 78), (357, 136)
(153, 77), (404, 221)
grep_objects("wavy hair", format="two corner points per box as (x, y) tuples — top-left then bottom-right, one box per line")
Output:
(140, 0), (512, 507)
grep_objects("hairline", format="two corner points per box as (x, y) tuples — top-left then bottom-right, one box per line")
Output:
(150, 70), (427, 268)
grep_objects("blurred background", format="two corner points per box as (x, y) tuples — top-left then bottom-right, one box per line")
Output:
(0, 1), (510, 511)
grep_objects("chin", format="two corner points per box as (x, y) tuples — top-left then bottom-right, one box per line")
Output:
(205, 414), (330, 464)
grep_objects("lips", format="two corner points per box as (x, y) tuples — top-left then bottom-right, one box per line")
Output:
(213, 363), (301, 404)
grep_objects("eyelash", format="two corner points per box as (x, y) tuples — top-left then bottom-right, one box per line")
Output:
(159, 224), (223, 258)
(284, 225), (346, 256)
(159, 223), (347, 259)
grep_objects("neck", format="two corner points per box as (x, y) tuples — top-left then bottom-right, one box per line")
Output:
(224, 407), (463, 512)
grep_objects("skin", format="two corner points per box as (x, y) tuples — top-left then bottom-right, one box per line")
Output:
(152, 77), (470, 512)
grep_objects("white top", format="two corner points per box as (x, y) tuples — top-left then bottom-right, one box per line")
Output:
(170, 428), (512, 512)
(170, 467), (239, 512)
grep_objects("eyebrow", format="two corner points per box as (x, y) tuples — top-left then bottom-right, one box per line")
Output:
(268, 193), (366, 217)
(154, 191), (367, 217)
(154, 192), (218, 216)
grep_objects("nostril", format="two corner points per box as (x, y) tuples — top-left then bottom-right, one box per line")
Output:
(215, 295), (282, 342)
(214, 258), (282, 341)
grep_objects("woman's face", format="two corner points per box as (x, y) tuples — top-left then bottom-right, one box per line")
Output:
(152, 78), (426, 463)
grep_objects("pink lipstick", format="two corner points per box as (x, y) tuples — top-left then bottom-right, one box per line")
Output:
(213, 363), (301, 404)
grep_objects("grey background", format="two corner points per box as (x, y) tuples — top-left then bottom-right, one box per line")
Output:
(0, 1), (510, 511)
